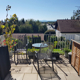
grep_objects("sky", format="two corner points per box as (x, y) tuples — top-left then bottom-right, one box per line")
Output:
(0, 0), (80, 21)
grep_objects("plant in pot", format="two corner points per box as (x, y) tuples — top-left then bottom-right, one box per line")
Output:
(1, 5), (18, 58)
(28, 47), (36, 59)
(64, 48), (70, 58)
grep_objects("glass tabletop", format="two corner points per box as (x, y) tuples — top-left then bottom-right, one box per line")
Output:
(32, 43), (48, 48)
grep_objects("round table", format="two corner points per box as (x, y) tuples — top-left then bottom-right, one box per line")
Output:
(32, 43), (48, 48)
(32, 43), (48, 59)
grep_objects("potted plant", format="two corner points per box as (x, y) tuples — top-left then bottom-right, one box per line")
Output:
(1, 5), (18, 58)
(0, 5), (16, 80)
(64, 48), (70, 58)
(28, 48), (36, 59)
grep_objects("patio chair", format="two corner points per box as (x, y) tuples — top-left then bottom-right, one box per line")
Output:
(34, 42), (56, 74)
(14, 35), (28, 64)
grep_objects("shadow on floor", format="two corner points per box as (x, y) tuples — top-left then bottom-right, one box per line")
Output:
(54, 55), (69, 76)
(33, 63), (61, 80)
(10, 59), (31, 65)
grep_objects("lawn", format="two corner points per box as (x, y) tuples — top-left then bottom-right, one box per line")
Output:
(27, 48), (65, 55)
(17, 48), (71, 55)
(52, 49), (64, 55)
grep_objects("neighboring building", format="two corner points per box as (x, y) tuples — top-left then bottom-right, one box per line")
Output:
(46, 24), (55, 30)
(55, 19), (80, 40)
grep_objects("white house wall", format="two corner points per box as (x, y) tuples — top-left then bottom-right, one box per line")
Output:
(61, 33), (80, 40)
(56, 30), (80, 40)
(56, 30), (61, 37)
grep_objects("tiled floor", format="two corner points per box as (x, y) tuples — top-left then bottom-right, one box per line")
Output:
(5, 55), (80, 80)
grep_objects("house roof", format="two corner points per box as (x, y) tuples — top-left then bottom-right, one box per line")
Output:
(56, 19), (80, 33)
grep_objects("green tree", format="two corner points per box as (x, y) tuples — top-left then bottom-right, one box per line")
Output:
(18, 23), (33, 33)
(71, 9), (80, 19)
(38, 25), (47, 33)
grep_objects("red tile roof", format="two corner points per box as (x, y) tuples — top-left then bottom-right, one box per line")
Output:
(56, 19), (80, 33)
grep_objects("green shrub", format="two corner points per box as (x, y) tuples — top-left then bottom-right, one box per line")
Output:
(63, 48), (70, 53)
(44, 30), (55, 41)
(32, 36), (41, 43)
(44, 30), (55, 34)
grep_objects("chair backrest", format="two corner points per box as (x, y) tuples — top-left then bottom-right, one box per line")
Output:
(40, 43), (47, 53)
(39, 43), (52, 58)
(46, 49), (52, 58)
(17, 35), (27, 49)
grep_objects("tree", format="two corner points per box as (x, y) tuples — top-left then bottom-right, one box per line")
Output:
(18, 23), (33, 33)
(20, 18), (25, 24)
(38, 25), (47, 33)
(71, 9), (80, 19)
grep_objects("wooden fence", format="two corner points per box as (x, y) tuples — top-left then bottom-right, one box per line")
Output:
(71, 40), (80, 75)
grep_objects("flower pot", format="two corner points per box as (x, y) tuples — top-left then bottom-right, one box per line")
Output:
(64, 52), (68, 58)
(0, 46), (11, 80)
(64, 48), (70, 58)
(68, 52), (72, 64)
(28, 52), (35, 59)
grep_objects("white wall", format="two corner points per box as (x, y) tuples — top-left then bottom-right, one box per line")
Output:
(56, 30), (61, 37)
(61, 33), (75, 40)
(56, 30), (80, 40)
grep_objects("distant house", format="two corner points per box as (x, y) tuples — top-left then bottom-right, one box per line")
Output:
(55, 19), (80, 40)
(46, 24), (55, 30)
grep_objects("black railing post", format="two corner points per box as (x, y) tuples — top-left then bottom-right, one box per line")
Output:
(49, 32), (51, 45)
(32, 35), (33, 44)
(38, 35), (39, 43)
(14, 46), (15, 62)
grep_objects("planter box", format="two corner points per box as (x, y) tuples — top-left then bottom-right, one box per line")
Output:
(0, 46), (11, 80)
(52, 52), (60, 59)
(64, 52), (68, 58)
(28, 52), (35, 59)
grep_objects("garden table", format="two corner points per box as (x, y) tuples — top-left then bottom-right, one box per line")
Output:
(32, 43), (48, 59)
(32, 43), (56, 74)
(32, 43), (48, 48)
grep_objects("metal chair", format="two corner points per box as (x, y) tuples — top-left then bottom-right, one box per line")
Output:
(35, 42), (56, 74)
(14, 35), (28, 64)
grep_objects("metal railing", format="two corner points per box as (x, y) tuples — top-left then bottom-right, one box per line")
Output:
(1, 33), (80, 50)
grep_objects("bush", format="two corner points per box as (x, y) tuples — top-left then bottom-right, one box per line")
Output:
(27, 36), (41, 48)
(44, 30), (55, 41)
(44, 30), (55, 34)
(63, 48), (70, 53)
(56, 41), (66, 49)
(50, 36), (57, 42)
(32, 36), (41, 44)
(57, 36), (65, 41)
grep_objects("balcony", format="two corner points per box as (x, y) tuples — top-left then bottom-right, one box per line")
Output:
(0, 34), (80, 80)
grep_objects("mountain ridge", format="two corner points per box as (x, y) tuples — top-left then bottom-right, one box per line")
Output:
(39, 20), (56, 22)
